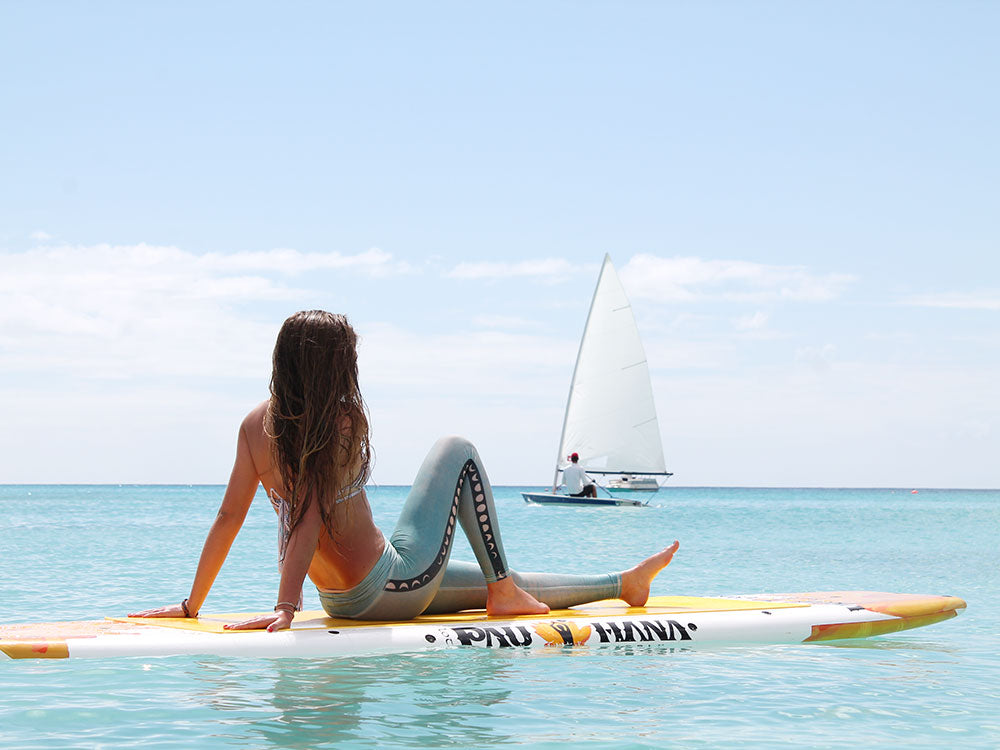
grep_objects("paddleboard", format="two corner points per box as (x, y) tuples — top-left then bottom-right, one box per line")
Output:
(0, 591), (964, 660)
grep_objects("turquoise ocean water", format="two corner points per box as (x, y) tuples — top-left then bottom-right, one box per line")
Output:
(1, 484), (998, 749)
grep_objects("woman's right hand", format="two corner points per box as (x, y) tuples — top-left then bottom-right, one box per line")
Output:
(128, 603), (190, 619)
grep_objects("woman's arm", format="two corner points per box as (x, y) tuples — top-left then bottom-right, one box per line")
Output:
(129, 423), (260, 618)
(223, 490), (323, 632)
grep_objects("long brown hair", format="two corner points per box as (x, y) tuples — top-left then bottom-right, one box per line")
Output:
(266, 310), (372, 535)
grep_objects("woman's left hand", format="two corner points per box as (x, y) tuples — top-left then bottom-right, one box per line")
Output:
(223, 610), (295, 632)
(128, 603), (188, 619)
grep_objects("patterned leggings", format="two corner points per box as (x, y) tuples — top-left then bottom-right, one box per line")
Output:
(318, 436), (621, 620)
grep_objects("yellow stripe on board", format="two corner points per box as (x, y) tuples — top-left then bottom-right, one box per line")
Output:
(109, 595), (808, 634)
(804, 610), (959, 642)
(0, 641), (70, 659)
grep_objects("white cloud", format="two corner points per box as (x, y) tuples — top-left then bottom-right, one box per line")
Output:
(447, 258), (590, 282)
(0, 240), (587, 483)
(197, 246), (414, 276)
(619, 254), (855, 303)
(444, 253), (854, 302)
(734, 311), (769, 331)
(901, 292), (1000, 311)
(0, 242), (411, 379)
(794, 343), (836, 373)
(29, 230), (52, 241)
(4, 242), (997, 487)
(359, 322), (575, 393)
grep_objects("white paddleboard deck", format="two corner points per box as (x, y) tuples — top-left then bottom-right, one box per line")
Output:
(0, 591), (965, 660)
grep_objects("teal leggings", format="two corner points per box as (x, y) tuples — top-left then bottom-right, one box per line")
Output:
(319, 436), (621, 620)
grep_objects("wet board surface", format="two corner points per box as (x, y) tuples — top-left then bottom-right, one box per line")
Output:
(1, 592), (965, 660)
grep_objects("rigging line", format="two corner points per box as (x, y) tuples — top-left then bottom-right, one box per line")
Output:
(612, 304), (632, 312)
(621, 360), (647, 371)
(632, 417), (658, 428)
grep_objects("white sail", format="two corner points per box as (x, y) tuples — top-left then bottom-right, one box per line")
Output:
(554, 255), (667, 484)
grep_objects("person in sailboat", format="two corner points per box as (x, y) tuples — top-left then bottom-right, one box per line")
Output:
(129, 311), (679, 630)
(562, 452), (599, 498)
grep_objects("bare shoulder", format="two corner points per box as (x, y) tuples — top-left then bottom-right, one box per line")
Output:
(240, 401), (270, 449)
(241, 401), (268, 431)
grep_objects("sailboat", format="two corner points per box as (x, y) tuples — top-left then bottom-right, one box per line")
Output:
(522, 255), (672, 508)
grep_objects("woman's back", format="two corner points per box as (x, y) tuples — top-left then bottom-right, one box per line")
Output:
(242, 401), (385, 592)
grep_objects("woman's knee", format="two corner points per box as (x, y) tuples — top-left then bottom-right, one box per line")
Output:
(432, 435), (477, 461)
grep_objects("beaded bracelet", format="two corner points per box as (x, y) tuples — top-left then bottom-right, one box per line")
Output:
(181, 598), (198, 618)
(274, 601), (298, 614)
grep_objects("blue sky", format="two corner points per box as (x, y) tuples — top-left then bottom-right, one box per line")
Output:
(1, 2), (997, 486)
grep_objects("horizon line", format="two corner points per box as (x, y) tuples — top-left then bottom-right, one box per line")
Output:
(1, 483), (997, 491)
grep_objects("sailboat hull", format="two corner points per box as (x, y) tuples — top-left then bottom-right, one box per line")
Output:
(521, 492), (646, 508)
(604, 474), (668, 492)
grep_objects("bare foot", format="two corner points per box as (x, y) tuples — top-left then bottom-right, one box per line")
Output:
(620, 540), (680, 607)
(486, 576), (550, 616)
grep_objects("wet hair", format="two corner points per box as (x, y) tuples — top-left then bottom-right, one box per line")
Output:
(266, 310), (372, 536)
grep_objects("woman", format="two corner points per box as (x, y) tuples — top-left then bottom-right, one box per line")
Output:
(131, 311), (678, 631)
